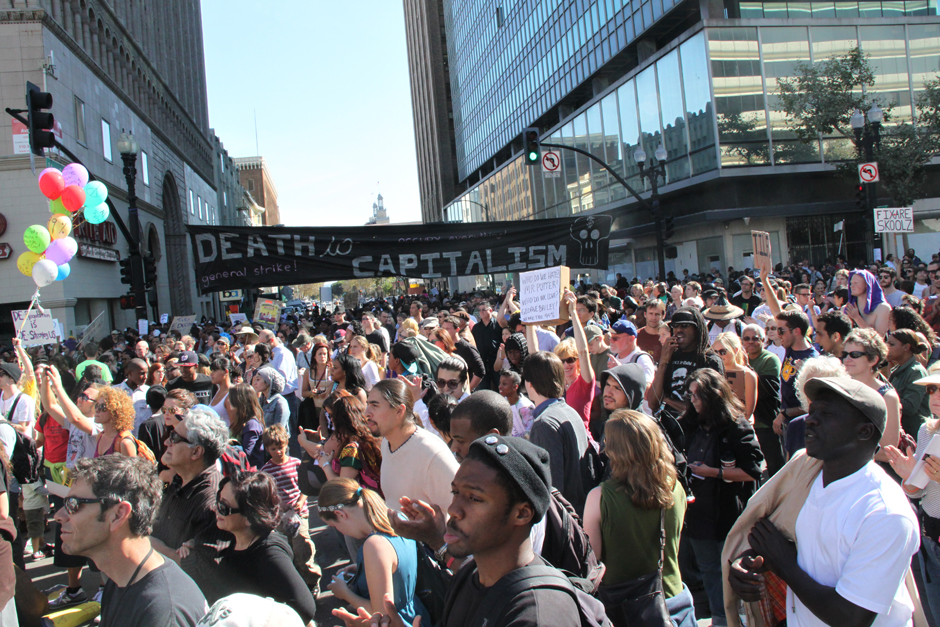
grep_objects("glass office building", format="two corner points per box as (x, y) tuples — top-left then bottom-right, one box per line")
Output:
(428, 1), (940, 275)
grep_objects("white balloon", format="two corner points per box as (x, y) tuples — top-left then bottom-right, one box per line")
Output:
(32, 259), (58, 287)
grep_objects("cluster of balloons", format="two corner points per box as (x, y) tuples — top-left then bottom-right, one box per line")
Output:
(17, 163), (110, 288)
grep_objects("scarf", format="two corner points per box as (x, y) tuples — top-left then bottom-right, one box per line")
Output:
(848, 269), (885, 315)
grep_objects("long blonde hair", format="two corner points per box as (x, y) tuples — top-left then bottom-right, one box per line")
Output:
(714, 332), (748, 370)
(605, 409), (677, 509)
(319, 478), (395, 535)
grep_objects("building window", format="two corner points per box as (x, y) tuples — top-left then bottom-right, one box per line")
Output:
(198, 195), (203, 220)
(101, 119), (112, 162)
(74, 97), (86, 145)
(223, 190), (228, 206)
(141, 151), (150, 186)
(219, 153), (225, 173)
(189, 190), (195, 215)
(247, 179), (254, 192)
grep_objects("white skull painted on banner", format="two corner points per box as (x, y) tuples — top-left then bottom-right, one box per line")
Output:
(569, 215), (611, 266)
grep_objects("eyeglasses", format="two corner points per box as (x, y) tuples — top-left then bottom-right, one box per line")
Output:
(842, 351), (869, 361)
(561, 357), (578, 364)
(716, 348), (729, 356)
(167, 430), (191, 445)
(795, 292), (810, 297)
(216, 498), (242, 517)
(63, 496), (110, 515)
(436, 378), (462, 391)
(742, 336), (761, 342)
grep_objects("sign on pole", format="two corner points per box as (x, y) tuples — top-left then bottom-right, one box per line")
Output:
(541, 150), (561, 178)
(858, 162), (879, 183)
(169, 315), (197, 336)
(228, 312), (248, 325)
(874, 207), (914, 233)
(160, 313), (169, 324)
(519, 266), (571, 326)
(13, 309), (62, 346)
(253, 299), (282, 330)
(751, 231), (772, 274)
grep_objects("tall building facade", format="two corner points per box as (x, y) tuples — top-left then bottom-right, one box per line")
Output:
(0, 0), (229, 335)
(234, 156), (280, 225)
(407, 0), (940, 279)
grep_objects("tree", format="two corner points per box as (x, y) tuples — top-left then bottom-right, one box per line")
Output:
(776, 47), (940, 206)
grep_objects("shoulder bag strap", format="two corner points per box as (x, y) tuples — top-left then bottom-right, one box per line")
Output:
(657, 508), (666, 584)
(5, 393), (23, 422)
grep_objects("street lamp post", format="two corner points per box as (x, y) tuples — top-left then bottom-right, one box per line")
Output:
(117, 131), (147, 323)
(850, 104), (883, 259)
(635, 144), (669, 281)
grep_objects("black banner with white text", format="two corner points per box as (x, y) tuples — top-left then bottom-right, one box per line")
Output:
(187, 215), (612, 294)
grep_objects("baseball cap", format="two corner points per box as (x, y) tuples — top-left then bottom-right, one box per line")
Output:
(468, 435), (552, 521)
(804, 376), (887, 434)
(0, 363), (22, 382)
(390, 342), (420, 374)
(610, 319), (638, 336)
(583, 325), (604, 343)
(333, 330), (346, 340)
(291, 333), (313, 349)
(178, 351), (198, 366)
(670, 310), (699, 326)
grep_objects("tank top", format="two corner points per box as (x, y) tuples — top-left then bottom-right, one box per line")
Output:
(350, 534), (431, 626)
(210, 391), (230, 427)
(95, 432), (133, 458)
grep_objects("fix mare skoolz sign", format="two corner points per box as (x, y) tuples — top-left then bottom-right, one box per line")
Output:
(187, 215), (612, 294)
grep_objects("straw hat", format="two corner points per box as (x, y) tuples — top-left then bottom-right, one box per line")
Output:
(703, 295), (744, 321)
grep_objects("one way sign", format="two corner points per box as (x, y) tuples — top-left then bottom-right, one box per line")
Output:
(858, 162), (879, 183)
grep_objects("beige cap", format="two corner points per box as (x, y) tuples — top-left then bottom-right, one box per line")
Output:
(804, 376), (887, 434)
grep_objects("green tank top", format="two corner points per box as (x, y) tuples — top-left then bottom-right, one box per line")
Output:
(599, 479), (686, 597)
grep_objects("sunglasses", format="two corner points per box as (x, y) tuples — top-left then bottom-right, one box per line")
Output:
(561, 357), (578, 364)
(922, 383), (940, 396)
(216, 498), (242, 517)
(167, 430), (192, 445)
(63, 496), (110, 515)
(78, 392), (95, 402)
(716, 348), (729, 356)
(95, 403), (108, 412)
(842, 351), (870, 360)
(436, 378), (462, 391)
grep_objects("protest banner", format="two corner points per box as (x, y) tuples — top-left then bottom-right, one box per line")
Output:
(169, 315), (197, 336)
(229, 312), (248, 325)
(13, 309), (62, 347)
(751, 231), (772, 274)
(519, 266), (571, 326)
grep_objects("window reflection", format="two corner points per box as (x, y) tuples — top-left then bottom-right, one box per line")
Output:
(763, 26), (820, 163)
(657, 50), (691, 181)
(636, 65), (664, 177)
(681, 32), (718, 174)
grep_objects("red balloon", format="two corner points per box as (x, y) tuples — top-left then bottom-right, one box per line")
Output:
(38, 170), (65, 200)
(60, 185), (86, 212)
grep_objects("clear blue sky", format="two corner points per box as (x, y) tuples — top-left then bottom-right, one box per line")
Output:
(200, 0), (422, 226)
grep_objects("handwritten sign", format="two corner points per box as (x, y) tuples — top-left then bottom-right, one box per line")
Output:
(169, 315), (197, 336)
(160, 313), (169, 324)
(229, 313), (248, 325)
(874, 207), (914, 233)
(138, 319), (149, 336)
(78, 311), (106, 346)
(751, 231), (772, 274)
(254, 299), (282, 330)
(13, 309), (62, 346)
(520, 266), (570, 326)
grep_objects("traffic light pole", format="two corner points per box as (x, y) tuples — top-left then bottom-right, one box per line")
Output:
(540, 141), (667, 281)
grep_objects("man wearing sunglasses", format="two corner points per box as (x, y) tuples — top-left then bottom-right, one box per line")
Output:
(878, 267), (905, 308)
(55, 455), (207, 626)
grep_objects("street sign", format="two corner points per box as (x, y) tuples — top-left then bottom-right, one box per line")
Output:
(874, 207), (914, 233)
(858, 162), (879, 183)
(541, 150), (561, 178)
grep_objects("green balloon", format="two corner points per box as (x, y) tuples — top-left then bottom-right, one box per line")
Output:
(49, 198), (69, 215)
(24, 225), (51, 254)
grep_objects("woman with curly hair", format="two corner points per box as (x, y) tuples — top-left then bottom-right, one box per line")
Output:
(583, 409), (694, 627)
(679, 368), (762, 627)
(203, 472), (317, 622)
(93, 386), (138, 457)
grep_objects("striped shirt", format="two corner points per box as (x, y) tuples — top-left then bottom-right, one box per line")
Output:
(909, 422), (940, 518)
(261, 456), (307, 516)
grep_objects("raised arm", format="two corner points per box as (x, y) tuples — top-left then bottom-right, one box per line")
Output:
(47, 366), (97, 435)
(564, 290), (593, 385)
(760, 269), (782, 318)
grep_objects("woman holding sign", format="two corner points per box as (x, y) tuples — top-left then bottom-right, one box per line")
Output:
(885, 367), (940, 619)
(550, 290), (595, 432)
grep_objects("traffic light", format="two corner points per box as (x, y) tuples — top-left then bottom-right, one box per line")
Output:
(119, 294), (136, 310)
(523, 127), (540, 165)
(143, 255), (157, 289)
(855, 184), (866, 210)
(663, 216), (675, 241)
(119, 257), (133, 285)
(26, 81), (55, 156)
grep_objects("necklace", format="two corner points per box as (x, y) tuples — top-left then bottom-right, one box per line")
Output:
(389, 427), (418, 454)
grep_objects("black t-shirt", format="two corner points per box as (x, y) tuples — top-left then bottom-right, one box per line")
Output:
(454, 340), (486, 380)
(444, 557), (586, 627)
(165, 374), (214, 406)
(662, 350), (725, 423)
(730, 293), (762, 315)
(100, 558), (207, 627)
(366, 330), (389, 354)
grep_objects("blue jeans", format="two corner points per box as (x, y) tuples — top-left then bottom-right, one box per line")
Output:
(285, 393), (301, 456)
(689, 538), (727, 626)
(919, 535), (940, 621)
(666, 583), (697, 627)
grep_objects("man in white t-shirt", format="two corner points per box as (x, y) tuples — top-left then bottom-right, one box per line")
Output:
(0, 362), (34, 435)
(114, 359), (150, 435)
(497, 370), (535, 437)
(730, 376), (919, 627)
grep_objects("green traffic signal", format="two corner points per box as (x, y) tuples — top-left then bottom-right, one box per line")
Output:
(528, 151), (539, 162)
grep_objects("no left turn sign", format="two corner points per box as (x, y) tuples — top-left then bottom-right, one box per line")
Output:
(858, 162), (879, 183)
(542, 150), (561, 178)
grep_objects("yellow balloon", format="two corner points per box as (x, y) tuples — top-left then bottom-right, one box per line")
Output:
(48, 214), (73, 240)
(17, 251), (42, 277)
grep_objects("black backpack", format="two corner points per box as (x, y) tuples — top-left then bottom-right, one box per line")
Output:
(444, 560), (611, 627)
(413, 542), (453, 626)
(541, 489), (606, 594)
(2, 411), (42, 485)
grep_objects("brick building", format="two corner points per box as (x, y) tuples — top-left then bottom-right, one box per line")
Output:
(234, 156), (280, 226)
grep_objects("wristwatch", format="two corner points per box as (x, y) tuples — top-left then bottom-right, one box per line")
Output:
(434, 543), (449, 563)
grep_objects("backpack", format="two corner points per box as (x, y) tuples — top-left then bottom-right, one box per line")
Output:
(413, 542), (453, 626)
(541, 489), (606, 594)
(218, 442), (255, 478)
(118, 434), (157, 464)
(1, 417), (41, 485)
(444, 560), (611, 627)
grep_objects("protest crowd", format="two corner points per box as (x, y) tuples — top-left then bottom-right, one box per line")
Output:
(4, 248), (940, 626)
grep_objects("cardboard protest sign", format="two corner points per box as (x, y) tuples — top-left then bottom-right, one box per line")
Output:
(520, 266), (571, 326)
(254, 299), (282, 330)
(13, 309), (62, 347)
(751, 231), (772, 274)
(169, 315), (197, 336)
